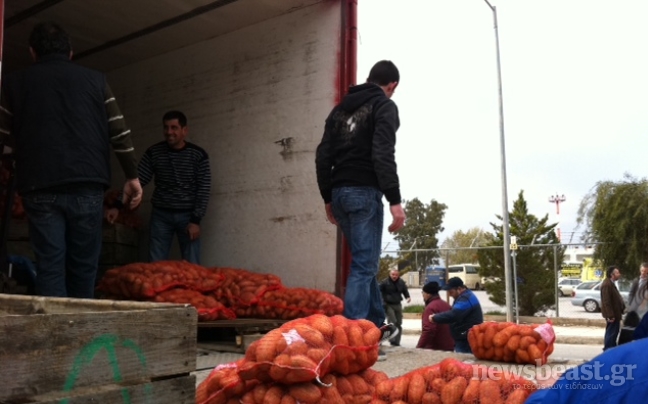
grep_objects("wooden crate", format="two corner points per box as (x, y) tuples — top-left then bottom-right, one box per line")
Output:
(0, 294), (198, 403)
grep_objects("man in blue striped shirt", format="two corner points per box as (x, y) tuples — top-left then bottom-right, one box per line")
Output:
(138, 111), (211, 264)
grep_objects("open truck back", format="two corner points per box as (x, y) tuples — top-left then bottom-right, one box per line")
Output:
(0, 0), (357, 295)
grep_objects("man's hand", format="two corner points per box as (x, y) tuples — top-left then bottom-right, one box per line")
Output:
(325, 203), (337, 225)
(388, 203), (406, 233)
(407, 297), (411, 303)
(105, 207), (119, 224)
(187, 223), (201, 241)
(428, 314), (435, 323)
(122, 178), (143, 209)
(607, 317), (615, 323)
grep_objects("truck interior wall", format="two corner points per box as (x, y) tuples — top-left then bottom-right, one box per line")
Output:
(106, 1), (341, 290)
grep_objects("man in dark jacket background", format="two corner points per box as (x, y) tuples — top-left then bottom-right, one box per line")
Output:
(315, 60), (406, 335)
(379, 269), (411, 346)
(429, 277), (483, 354)
(0, 22), (142, 298)
(601, 265), (625, 351)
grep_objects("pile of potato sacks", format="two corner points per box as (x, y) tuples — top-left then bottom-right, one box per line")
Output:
(196, 314), (539, 404)
(96, 261), (344, 321)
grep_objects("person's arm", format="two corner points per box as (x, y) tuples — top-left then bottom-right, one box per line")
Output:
(401, 280), (411, 303)
(432, 295), (473, 325)
(104, 83), (142, 209)
(0, 87), (13, 147)
(190, 151), (211, 225)
(315, 117), (334, 223)
(372, 100), (405, 233)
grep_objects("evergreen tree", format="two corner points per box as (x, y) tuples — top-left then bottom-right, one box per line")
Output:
(393, 198), (447, 277)
(478, 191), (564, 315)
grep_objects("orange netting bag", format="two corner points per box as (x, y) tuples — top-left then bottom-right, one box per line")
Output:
(233, 287), (344, 320)
(196, 359), (259, 404)
(238, 314), (381, 384)
(468, 321), (556, 365)
(96, 261), (224, 299)
(201, 369), (388, 404)
(371, 358), (537, 404)
(207, 267), (283, 307)
(151, 288), (236, 321)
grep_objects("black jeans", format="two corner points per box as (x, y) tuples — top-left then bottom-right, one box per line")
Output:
(603, 319), (621, 351)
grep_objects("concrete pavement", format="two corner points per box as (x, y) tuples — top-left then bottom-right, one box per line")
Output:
(400, 316), (604, 345)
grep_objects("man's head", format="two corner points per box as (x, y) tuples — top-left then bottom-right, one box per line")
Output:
(607, 266), (621, 281)
(389, 269), (400, 281)
(422, 281), (440, 298)
(443, 277), (466, 299)
(640, 263), (648, 278)
(163, 110), (188, 149)
(367, 60), (399, 99)
(29, 21), (72, 60)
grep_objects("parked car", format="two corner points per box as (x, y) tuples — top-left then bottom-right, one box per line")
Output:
(570, 279), (632, 312)
(557, 278), (582, 297)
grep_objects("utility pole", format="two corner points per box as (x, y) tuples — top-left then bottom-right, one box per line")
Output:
(482, 0), (513, 322)
(549, 193), (566, 241)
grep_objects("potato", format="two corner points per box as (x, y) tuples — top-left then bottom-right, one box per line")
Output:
(441, 376), (467, 404)
(407, 372), (427, 404)
(288, 383), (322, 403)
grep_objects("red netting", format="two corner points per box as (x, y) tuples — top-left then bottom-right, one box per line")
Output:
(371, 358), (537, 404)
(103, 189), (142, 228)
(197, 365), (388, 404)
(96, 261), (225, 299)
(238, 314), (381, 384)
(196, 359), (259, 404)
(152, 288), (236, 321)
(233, 287), (344, 320)
(468, 321), (556, 365)
(206, 267), (283, 307)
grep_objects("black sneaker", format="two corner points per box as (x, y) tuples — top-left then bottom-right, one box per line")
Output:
(379, 323), (400, 344)
(377, 349), (387, 361)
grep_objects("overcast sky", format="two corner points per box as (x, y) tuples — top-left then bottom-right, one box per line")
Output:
(357, 0), (648, 252)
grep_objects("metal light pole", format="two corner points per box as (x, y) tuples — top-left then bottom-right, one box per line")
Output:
(549, 193), (566, 241)
(510, 236), (519, 324)
(483, 0), (513, 322)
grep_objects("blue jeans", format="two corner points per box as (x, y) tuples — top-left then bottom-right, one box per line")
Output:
(331, 187), (385, 328)
(22, 185), (104, 298)
(603, 319), (620, 350)
(149, 207), (200, 264)
(455, 339), (472, 354)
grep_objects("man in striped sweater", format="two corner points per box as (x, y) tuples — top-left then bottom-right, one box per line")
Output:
(0, 22), (142, 298)
(138, 111), (211, 264)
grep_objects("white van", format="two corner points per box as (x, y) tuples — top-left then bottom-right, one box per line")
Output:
(447, 263), (482, 290)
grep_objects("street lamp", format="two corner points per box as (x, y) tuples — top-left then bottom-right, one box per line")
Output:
(482, 0), (513, 322)
(549, 193), (567, 241)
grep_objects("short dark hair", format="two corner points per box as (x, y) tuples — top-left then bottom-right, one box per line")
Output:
(29, 21), (71, 57)
(162, 110), (187, 127)
(606, 266), (618, 278)
(367, 60), (399, 86)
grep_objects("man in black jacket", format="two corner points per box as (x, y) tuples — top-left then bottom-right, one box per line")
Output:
(429, 277), (484, 354)
(379, 269), (411, 346)
(315, 60), (406, 331)
(0, 22), (142, 298)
